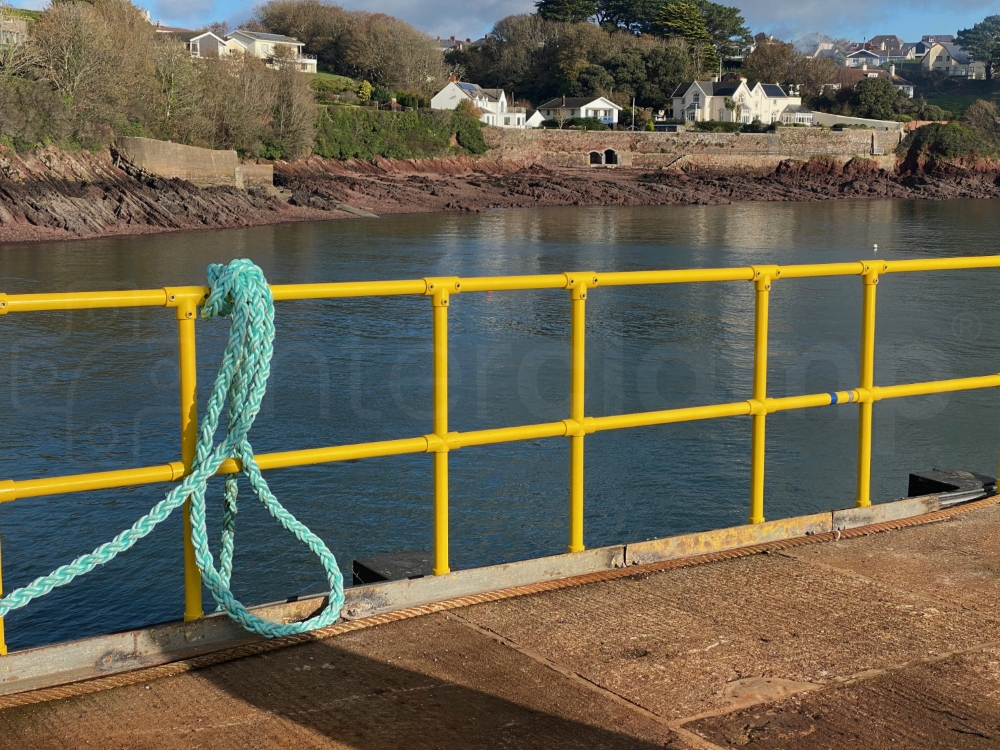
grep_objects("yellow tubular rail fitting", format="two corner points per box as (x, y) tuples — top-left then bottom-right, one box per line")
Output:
(2, 257), (1000, 650)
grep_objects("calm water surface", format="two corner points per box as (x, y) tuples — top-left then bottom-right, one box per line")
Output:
(3, 199), (1000, 649)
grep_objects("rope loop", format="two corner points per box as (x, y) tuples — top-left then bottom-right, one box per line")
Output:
(0, 259), (345, 638)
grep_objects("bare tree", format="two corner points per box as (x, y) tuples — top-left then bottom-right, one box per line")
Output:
(740, 39), (795, 85)
(0, 3), (36, 79)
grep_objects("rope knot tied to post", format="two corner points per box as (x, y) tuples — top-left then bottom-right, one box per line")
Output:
(0, 259), (344, 638)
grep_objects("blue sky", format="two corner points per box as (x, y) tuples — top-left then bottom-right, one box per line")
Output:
(11, 0), (1000, 45)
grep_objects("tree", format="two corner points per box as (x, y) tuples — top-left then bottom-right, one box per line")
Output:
(691, 0), (750, 59)
(255, 0), (351, 69)
(535, 0), (598, 23)
(852, 77), (900, 120)
(961, 99), (1000, 144)
(653, 2), (717, 73)
(740, 39), (795, 84)
(957, 15), (1000, 81)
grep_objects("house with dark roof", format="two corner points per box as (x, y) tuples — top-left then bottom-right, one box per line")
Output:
(671, 77), (807, 125)
(827, 64), (915, 98)
(921, 42), (985, 78)
(226, 30), (317, 73)
(431, 78), (526, 128)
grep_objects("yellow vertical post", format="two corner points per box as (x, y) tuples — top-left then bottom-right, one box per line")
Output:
(749, 270), (772, 525)
(177, 300), (203, 621)
(432, 288), (451, 575)
(0, 537), (7, 655)
(856, 267), (879, 508)
(568, 280), (588, 553)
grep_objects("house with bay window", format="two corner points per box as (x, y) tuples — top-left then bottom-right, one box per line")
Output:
(671, 78), (807, 125)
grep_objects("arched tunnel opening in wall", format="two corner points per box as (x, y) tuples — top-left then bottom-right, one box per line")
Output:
(589, 151), (603, 165)
(604, 149), (618, 165)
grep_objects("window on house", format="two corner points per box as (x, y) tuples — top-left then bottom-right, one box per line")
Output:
(504, 117), (510, 125)
(692, 93), (700, 103)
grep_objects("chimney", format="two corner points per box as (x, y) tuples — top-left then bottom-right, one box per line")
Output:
(466, 38), (471, 43)
(562, 95), (566, 106)
(711, 74), (719, 82)
(450, 35), (455, 41)
(449, 75), (457, 82)
(890, 64), (895, 76)
(862, 63), (867, 71)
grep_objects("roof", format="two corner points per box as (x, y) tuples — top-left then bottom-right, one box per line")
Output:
(869, 35), (904, 49)
(190, 32), (226, 43)
(154, 25), (195, 34)
(760, 84), (787, 98)
(847, 49), (882, 58)
(228, 30), (301, 44)
(783, 104), (812, 113)
(452, 81), (503, 102)
(932, 42), (973, 64)
(537, 97), (622, 110)
(922, 34), (955, 43)
(829, 68), (913, 88)
(671, 81), (748, 98)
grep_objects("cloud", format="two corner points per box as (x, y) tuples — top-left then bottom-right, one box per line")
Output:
(737, 0), (1000, 41)
(142, 0), (1000, 42)
(333, 0), (534, 39)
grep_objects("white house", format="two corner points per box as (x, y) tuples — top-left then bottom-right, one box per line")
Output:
(188, 32), (246, 59)
(536, 96), (622, 126)
(672, 78), (807, 125)
(225, 30), (317, 73)
(431, 78), (526, 128)
(525, 110), (546, 128)
(846, 49), (884, 68)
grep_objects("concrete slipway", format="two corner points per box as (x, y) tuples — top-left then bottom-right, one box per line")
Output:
(2, 495), (1000, 748)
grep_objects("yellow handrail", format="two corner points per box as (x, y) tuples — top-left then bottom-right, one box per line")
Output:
(2, 256), (999, 652)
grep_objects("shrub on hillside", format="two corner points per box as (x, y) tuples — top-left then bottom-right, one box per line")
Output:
(901, 122), (991, 159)
(313, 106), (486, 159)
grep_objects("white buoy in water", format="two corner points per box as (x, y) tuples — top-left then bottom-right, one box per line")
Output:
(873, 243), (878, 253)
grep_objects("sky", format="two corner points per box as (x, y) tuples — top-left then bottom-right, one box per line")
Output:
(10, 0), (1000, 45)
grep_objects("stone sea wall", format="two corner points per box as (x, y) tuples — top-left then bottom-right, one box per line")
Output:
(484, 128), (905, 172)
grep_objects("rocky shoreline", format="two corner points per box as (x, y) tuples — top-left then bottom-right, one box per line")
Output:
(2, 147), (1000, 244)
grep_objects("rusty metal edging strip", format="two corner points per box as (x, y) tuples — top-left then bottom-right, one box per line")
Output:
(0, 494), (996, 711)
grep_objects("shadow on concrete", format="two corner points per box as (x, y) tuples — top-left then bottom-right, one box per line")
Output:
(199, 636), (674, 749)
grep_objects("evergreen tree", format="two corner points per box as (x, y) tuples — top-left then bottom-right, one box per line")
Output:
(653, 3), (717, 73)
(535, 0), (599, 23)
(957, 15), (1000, 82)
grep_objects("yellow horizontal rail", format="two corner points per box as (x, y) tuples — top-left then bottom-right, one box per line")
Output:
(5, 372), (999, 505)
(4, 255), (1000, 651)
(5, 255), (1000, 315)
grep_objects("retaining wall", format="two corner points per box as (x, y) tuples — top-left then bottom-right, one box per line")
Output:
(484, 127), (904, 172)
(113, 137), (273, 189)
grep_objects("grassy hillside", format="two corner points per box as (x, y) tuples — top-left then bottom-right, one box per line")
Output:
(314, 106), (487, 160)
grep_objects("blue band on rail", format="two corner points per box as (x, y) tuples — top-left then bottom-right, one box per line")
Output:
(0, 260), (345, 637)
(828, 392), (839, 405)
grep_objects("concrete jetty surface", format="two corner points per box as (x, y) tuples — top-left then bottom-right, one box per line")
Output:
(3, 501), (1000, 749)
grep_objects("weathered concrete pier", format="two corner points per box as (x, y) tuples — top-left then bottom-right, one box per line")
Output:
(2, 497), (999, 749)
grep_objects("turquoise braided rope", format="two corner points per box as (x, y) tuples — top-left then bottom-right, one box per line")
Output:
(0, 259), (345, 637)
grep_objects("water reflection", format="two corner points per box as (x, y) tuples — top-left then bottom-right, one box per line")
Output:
(2, 199), (1000, 649)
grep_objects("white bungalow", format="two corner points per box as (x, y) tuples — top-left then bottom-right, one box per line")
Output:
(224, 30), (317, 73)
(536, 96), (622, 126)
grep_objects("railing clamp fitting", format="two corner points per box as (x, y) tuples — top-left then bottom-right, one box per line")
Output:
(0, 293), (8, 315)
(750, 265), (778, 291)
(424, 278), (461, 307)
(565, 272), (597, 300)
(164, 287), (208, 319)
(747, 399), (767, 416)
(562, 419), (586, 437)
(860, 263), (882, 285)
(425, 432), (460, 453)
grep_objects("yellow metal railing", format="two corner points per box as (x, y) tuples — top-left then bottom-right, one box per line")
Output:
(3, 256), (1000, 652)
